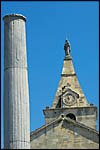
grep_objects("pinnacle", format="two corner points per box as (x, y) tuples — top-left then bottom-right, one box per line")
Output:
(51, 40), (89, 109)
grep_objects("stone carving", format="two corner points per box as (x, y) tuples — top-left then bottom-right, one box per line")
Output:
(61, 83), (71, 93)
(63, 93), (76, 106)
(66, 82), (71, 87)
(62, 88), (79, 107)
(64, 40), (71, 55)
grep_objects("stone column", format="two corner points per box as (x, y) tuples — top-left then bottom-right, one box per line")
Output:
(3, 14), (30, 149)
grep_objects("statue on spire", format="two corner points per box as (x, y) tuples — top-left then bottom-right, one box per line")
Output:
(64, 40), (71, 56)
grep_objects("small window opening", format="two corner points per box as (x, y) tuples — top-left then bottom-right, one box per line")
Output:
(66, 113), (76, 121)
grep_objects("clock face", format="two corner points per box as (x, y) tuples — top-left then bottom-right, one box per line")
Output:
(63, 93), (76, 106)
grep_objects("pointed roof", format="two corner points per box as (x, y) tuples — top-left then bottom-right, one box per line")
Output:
(30, 115), (99, 144)
(51, 40), (89, 108)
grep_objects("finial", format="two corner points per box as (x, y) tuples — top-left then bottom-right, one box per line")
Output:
(65, 33), (68, 41)
(64, 39), (71, 56)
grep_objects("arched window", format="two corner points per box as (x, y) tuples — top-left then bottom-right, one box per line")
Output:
(66, 113), (76, 121)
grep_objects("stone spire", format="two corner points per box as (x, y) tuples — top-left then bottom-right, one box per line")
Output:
(3, 14), (30, 149)
(51, 39), (89, 109)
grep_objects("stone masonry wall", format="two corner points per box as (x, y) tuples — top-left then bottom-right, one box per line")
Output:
(30, 120), (99, 149)
(43, 107), (97, 130)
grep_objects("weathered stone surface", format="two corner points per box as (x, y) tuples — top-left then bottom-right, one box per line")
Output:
(30, 117), (99, 149)
(3, 14), (30, 149)
(43, 107), (97, 129)
(51, 55), (89, 109)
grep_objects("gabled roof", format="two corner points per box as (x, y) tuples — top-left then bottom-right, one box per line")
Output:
(30, 115), (99, 144)
(30, 117), (62, 141)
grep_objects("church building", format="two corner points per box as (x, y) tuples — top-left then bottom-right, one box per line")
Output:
(30, 40), (99, 149)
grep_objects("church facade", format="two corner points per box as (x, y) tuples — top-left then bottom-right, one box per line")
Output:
(30, 40), (99, 149)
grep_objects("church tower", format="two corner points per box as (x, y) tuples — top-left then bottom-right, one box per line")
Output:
(51, 39), (89, 109)
(30, 39), (99, 149)
(3, 14), (30, 149)
(44, 39), (97, 129)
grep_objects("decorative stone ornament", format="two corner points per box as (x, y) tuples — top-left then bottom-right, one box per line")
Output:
(63, 93), (76, 106)
(64, 40), (71, 56)
(62, 88), (79, 107)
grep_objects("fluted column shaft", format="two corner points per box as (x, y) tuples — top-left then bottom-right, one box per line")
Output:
(3, 14), (30, 149)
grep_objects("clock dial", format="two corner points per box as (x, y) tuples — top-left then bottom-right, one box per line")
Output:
(63, 93), (76, 106)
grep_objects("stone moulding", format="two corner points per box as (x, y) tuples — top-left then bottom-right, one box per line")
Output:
(3, 14), (26, 22)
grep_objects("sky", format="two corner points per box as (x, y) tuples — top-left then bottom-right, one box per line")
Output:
(1, 1), (99, 148)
